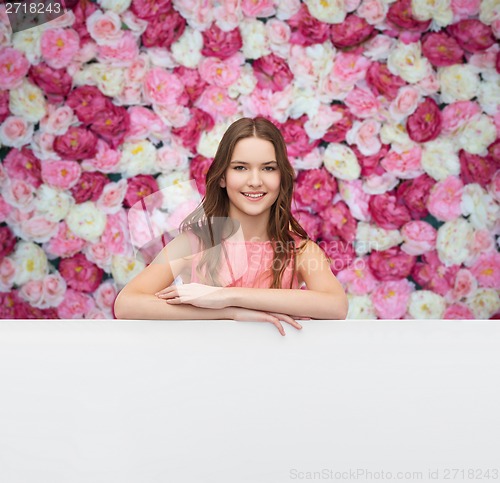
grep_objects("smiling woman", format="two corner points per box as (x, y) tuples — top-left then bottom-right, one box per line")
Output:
(114, 117), (348, 334)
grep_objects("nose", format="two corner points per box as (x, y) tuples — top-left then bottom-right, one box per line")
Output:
(247, 168), (263, 187)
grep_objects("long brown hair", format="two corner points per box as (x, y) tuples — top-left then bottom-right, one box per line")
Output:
(179, 117), (309, 288)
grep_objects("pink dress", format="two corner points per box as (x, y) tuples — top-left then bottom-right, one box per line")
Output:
(183, 231), (305, 289)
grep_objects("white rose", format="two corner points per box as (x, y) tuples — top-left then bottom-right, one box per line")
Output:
(66, 201), (107, 242)
(156, 170), (201, 212)
(380, 122), (415, 152)
(0, 21), (11, 48)
(363, 35), (396, 61)
(458, 115), (497, 156)
(9, 79), (47, 123)
(120, 140), (157, 177)
(12, 241), (48, 285)
(461, 184), (500, 231)
(36, 185), (74, 222)
(86, 10), (123, 46)
(408, 290), (446, 319)
(289, 85), (321, 119)
(479, 0), (500, 25)
(2, 178), (35, 211)
(387, 41), (431, 84)
(197, 120), (233, 158)
(0, 116), (33, 148)
(89, 64), (125, 97)
(438, 65), (480, 103)
(12, 28), (42, 64)
(478, 79), (500, 116)
(111, 254), (146, 287)
(355, 222), (403, 255)
(156, 142), (190, 175)
(466, 288), (500, 319)
(276, 0), (301, 20)
(323, 143), (361, 181)
(30, 131), (60, 161)
(239, 19), (271, 59)
(304, 0), (347, 23)
(227, 63), (258, 99)
(363, 173), (399, 195)
(266, 19), (291, 59)
(97, 0), (131, 14)
(305, 104), (343, 140)
(421, 138), (460, 181)
(411, 0), (453, 26)
(436, 218), (473, 266)
(170, 27), (203, 69)
(173, 0), (214, 30)
(41, 105), (76, 135)
(347, 294), (378, 319)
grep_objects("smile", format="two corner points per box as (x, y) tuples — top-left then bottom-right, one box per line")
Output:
(241, 192), (266, 201)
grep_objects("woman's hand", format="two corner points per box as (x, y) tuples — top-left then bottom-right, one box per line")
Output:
(155, 283), (229, 309)
(229, 307), (310, 336)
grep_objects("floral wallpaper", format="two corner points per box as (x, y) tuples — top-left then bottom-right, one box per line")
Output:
(0, 0), (499, 320)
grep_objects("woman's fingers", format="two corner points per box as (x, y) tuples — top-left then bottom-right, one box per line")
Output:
(267, 316), (285, 336)
(270, 312), (303, 330)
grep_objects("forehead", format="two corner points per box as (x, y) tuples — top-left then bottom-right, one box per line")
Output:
(231, 137), (276, 162)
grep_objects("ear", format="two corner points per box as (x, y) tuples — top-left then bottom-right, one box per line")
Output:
(219, 176), (226, 188)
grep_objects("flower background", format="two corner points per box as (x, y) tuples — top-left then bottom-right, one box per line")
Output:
(0, 0), (499, 320)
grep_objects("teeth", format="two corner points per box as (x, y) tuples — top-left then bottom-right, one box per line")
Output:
(243, 193), (264, 198)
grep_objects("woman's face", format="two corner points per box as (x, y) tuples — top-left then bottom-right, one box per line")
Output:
(220, 136), (281, 218)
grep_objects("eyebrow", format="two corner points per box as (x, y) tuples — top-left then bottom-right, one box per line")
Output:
(230, 160), (278, 165)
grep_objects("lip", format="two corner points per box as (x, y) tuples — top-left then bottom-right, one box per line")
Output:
(241, 192), (267, 201)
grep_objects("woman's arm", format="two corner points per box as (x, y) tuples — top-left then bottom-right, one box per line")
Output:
(224, 240), (348, 320)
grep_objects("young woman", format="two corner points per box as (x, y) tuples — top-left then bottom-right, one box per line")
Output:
(114, 117), (348, 334)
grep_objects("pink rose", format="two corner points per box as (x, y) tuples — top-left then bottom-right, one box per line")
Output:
(280, 116), (320, 158)
(470, 252), (500, 289)
(336, 259), (378, 295)
(441, 101), (481, 136)
(0, 90), (9, 124)
(381, 146), (422, 179)
(83, 241), (114, 270)
(448, 269), (477, 302)
(346, 119), (381, 156)
(291, 210), (321, 241)
(201, 24), (242, 60)
(70, 0), (99, 43)
(174, 66), (209, 105)
(0, 257), (16, 292)
(44, 221), (86, 258)
(288, 3), (330, 47)
(407, 98), (442, 143)
(427, 176), (463, 221)
(330, 14), (374, 48)
(59, 252), (104, 293)
(43, 273), (67, 307)
(451, 0), (480, 19)
(97, 31), (139, 66)
(28, 62), (73, 104)
(397, 174), (436, 219)
(123, 174), (160, 209)
(241, 0), (274, 17)
(467, 229), (496, 267)
(369, 191), (412, 230)
(371, 279), (413, 319)
(401, 220), (437, 256)
(100, 210), (130, 256)
(332, 52), (371, 87)
(459, 150), (498, 188)
(389, 86), (420, 122)
(447, 20), (496, 53)
(53, 126), (99, 161)
(3, 147), (42, 188)
(199, 54), (243, 89)
(131, 0), (171, 19)
(20, 214), (59, 242)
(41, 28), (80, 69)
(411, 251), (460, 297)
(171, 108), (214, 151)
(421, 32), (464, 67)
(0, 47), (29, 90)
(253, 53), (294, 92)
(189, 154), (213, 196)
(3, 178), (35, 211)
(56, 288), (96, 319)
(66, 85), (110, 125)
(386, 0), (431, 31)
(369, 246), (416, 281)
(41, 105), (76, 135)
(41, 160), (81, 190)
(140, 8), (186, 49)
(320, 201), (357, 243)
(353, 143), (388, 177)
(366, 62), (406, 101)
(489, 171), (500, 203)
(19, 280), (44, 307)
(0, 225), (16, 258)
(345, 87), (380, 119)
(323, 105), (355, 143)
(293, 167), (337, 212)
(0, 116), (32, 148)
(70, 172), (110, 204)
(194, 86), (238, 123)
(443, 303), (475, 319)
(338, 179), (371, 221)
(86, 10), (123, 46)
(94, 280), (118, 312)
(96, 179), (128, 215)
(89, 103), (130, 149)
(322, 240), (358, 275)
(126, 106), (166, 142)
(81, 139), (121, 174)
(143, 67), (184, 106)
(357, 0), (387, 25)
